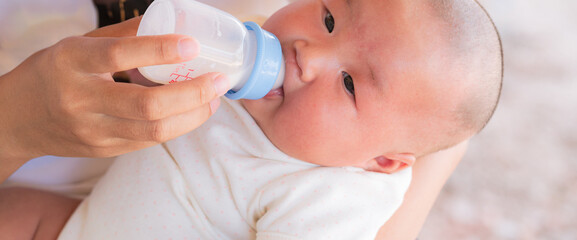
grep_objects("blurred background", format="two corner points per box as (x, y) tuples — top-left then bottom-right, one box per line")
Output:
(420, 0), (577, 239)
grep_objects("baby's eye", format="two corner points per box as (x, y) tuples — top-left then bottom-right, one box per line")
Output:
(342, 72), (355, 96)
(324, 10), (335, 33)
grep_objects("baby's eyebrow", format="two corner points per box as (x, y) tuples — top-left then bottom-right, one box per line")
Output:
(368, 66), (382, 93)
(343, 0), (380, 93)
(345, 0), (354, 17)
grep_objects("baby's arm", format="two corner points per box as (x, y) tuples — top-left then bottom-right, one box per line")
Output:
(0, 187), (80, 240)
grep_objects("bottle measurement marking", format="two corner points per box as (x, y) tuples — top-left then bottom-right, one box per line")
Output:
(168, 64), (195, 83)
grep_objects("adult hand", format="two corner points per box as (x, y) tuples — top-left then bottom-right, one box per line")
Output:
(0, 17), (229, 179)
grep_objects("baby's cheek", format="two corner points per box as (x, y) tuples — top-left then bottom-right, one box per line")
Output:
(273, 114), (341, 163)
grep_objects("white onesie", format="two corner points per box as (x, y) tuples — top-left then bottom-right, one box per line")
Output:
(58, 98), (411, 240)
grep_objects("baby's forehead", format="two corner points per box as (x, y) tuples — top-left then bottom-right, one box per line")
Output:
(350, 1), (451, 50)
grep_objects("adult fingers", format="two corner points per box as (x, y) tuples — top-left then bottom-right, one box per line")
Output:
(59, 34), (199, 74)
(84, 16), (142, 38)
(105, 100), (220, 143)
(63, 103), (219, 156)
(91, 72), (229, 121)
(69, 137), (157, 158)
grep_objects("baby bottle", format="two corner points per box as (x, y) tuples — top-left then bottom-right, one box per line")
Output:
(136, 0), (284, 100)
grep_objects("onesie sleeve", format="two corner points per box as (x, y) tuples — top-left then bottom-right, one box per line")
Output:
(250, 167), (411, 240)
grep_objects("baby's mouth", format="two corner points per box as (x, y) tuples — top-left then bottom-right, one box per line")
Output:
(264, 86), (284, 98)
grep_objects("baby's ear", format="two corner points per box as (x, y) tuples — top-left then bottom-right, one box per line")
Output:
(365, 153), (416, 174)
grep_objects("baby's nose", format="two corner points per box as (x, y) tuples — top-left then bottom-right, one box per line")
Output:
(294, 40), (337, 83)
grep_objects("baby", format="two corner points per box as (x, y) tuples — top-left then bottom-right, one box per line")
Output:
(1, 0), (503, 239)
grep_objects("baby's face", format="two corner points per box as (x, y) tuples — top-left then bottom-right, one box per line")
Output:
(242, 0), (459, 169)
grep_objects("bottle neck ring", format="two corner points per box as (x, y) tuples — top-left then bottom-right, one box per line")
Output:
(225, 21), (284, 100)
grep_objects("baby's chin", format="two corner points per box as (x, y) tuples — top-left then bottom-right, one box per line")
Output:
(240, 82), (284, 116)
(240, 96), (288, 146)
(240, 96), (279, 130)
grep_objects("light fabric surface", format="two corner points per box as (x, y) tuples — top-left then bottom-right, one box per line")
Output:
(0, 0), (97, 75)
(58, 98), (411, 240)
(194, 0), (290, 21)
(3, 156), (115, 198)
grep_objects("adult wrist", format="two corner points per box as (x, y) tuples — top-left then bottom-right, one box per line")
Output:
(0, 123), (36, 180)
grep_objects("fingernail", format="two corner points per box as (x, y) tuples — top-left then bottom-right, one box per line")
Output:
(209, 98), (221, 114)
(214, 74), (230, 96)
(178, 37), (198, 59)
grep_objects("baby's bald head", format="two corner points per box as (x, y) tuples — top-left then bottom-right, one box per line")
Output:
(420, 0), (503, 153)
